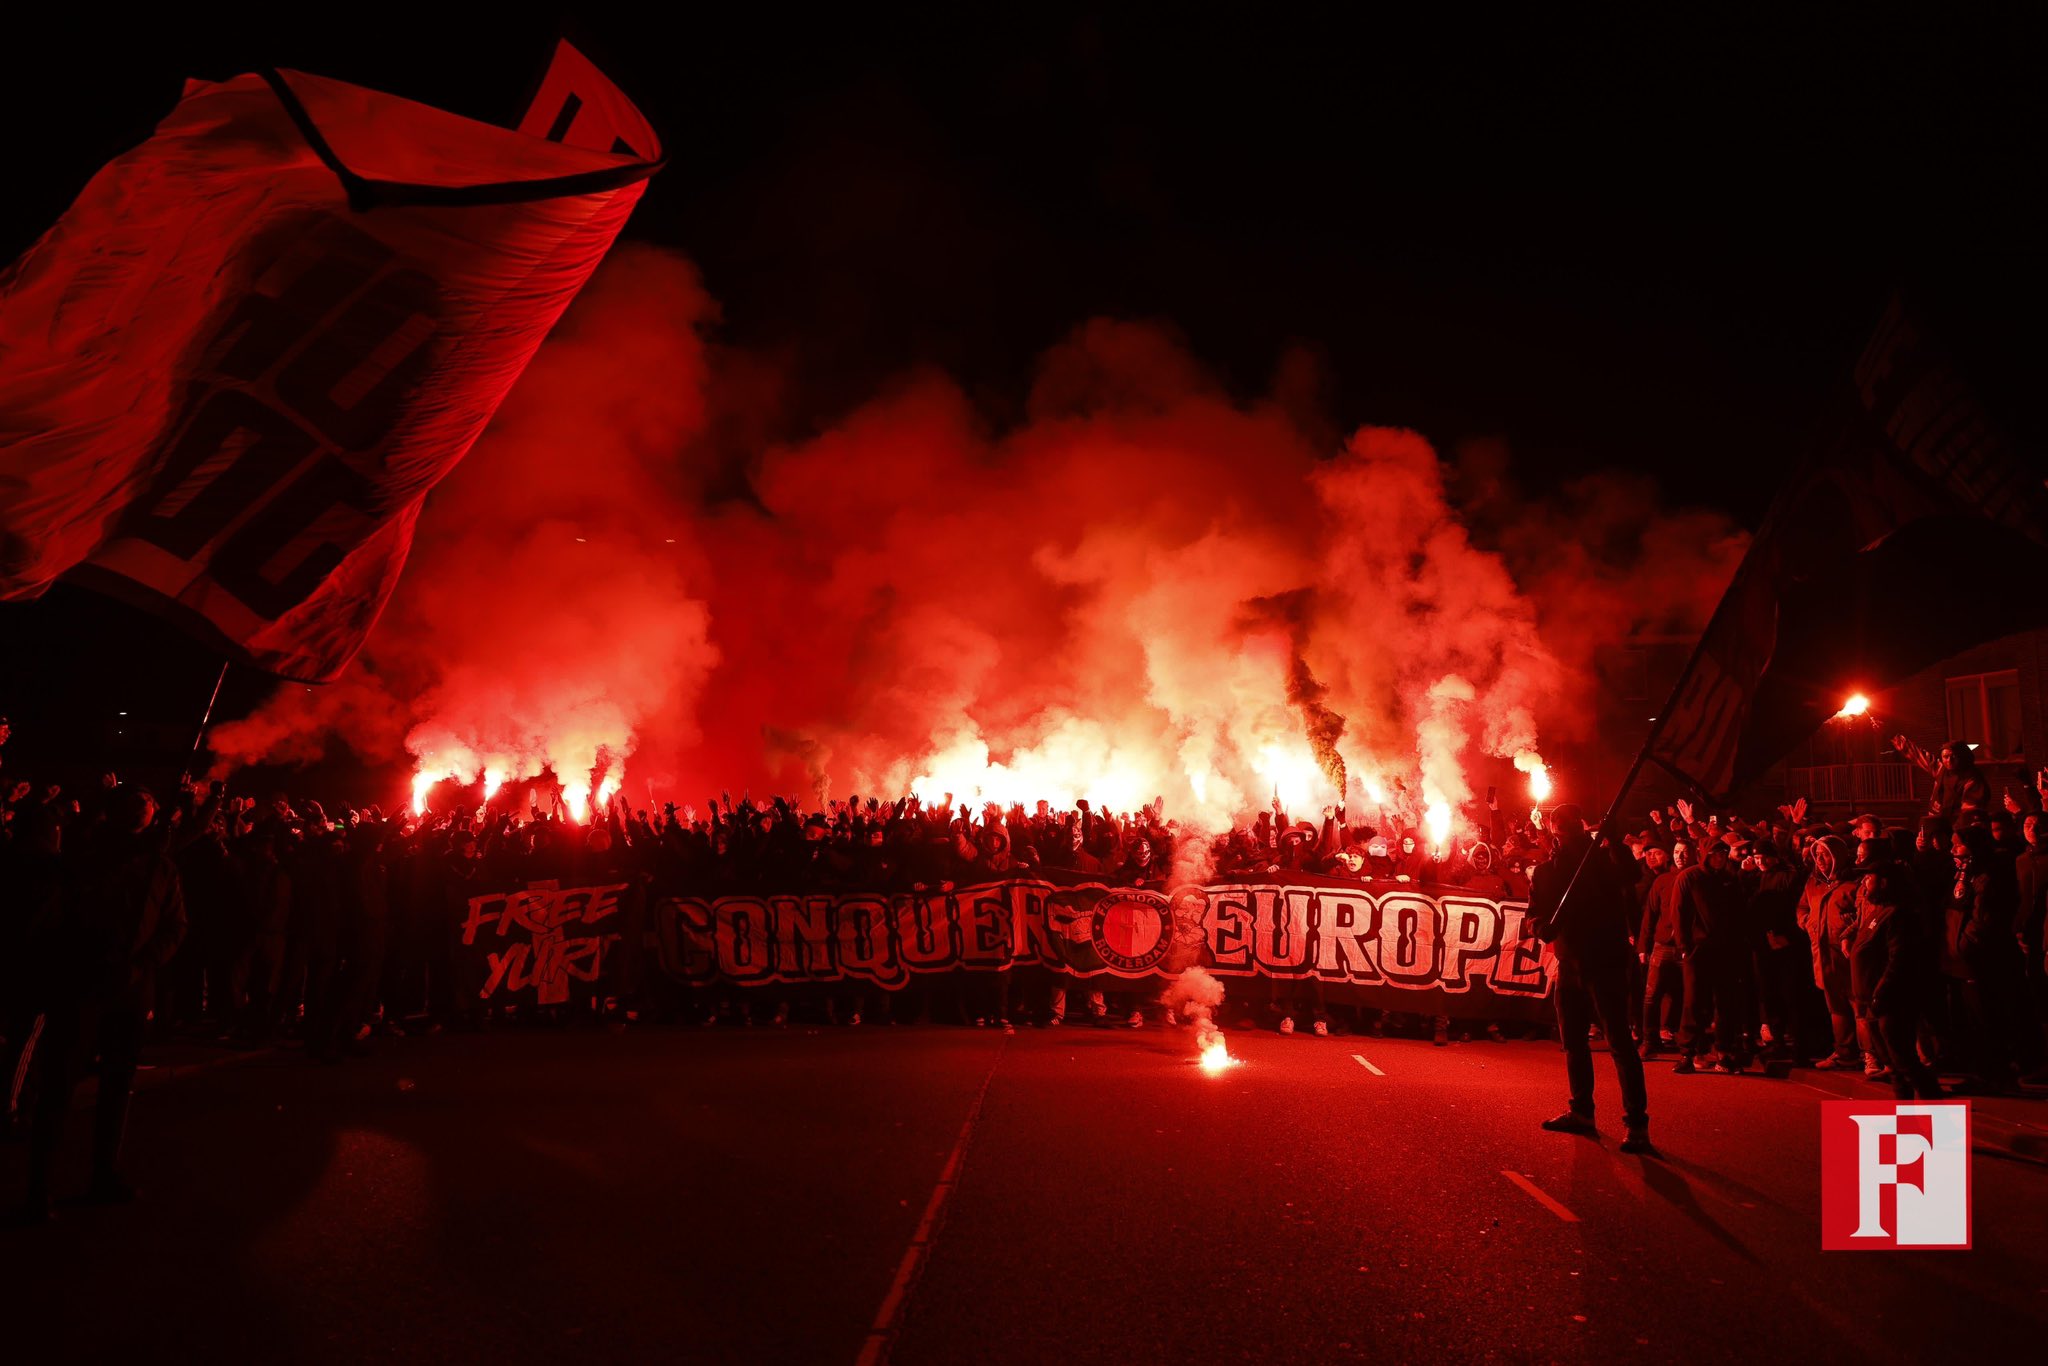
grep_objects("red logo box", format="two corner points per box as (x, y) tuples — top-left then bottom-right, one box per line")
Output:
(1820, 1101), (1970, 1250)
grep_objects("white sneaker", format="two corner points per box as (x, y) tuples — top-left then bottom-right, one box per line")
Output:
(1047, 1014), (1063, 1027)
(848, 1012), (861, 1027)
(1127, 1011), (1144, 1029)
(1163, 1008), (1181, 1027)
(1279, 1016), (1296, 1035)
(1312, 1020), (1329, 1037)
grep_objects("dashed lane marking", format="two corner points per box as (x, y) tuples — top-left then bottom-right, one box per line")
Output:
(1502, 1169), (1580, 1222)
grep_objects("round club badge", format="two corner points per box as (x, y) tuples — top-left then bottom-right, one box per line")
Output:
(1091, 889), (1173, 973)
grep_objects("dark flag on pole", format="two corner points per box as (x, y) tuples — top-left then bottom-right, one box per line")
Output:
(1644, 295), (2048, 802)
(0, 42), (659, 681)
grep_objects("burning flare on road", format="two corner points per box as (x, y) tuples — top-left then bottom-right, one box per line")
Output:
(1163, 967), (1236, 1073)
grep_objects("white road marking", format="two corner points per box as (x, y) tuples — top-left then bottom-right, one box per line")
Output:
(856, 1045), (1004, 1366)
(1351, 1054), (1385, 1076)
(1501, 1170), (1580, 1222)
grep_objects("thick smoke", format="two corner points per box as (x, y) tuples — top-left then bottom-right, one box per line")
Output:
(1159, 965), (1232, 1068)
(211, 245), (721, 810)
(1239, 589), (1347, 798)
(213, 252), (1743, 836)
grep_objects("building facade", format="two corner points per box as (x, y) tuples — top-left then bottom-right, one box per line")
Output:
(1582, 625), (2045, 826)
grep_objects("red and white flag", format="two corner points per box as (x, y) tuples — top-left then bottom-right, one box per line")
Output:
(0, 42), (660, 680)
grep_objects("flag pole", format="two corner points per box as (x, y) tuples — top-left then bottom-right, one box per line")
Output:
(178, 660), (230, 787)
(1540, 621), (1714, 928)
(1539, 453), (1811, 930)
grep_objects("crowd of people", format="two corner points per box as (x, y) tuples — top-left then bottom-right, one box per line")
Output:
(1602, 737), (2048, 1098)
(3, 713), (2046, 1215)
(1523, 736), (2048, 1155)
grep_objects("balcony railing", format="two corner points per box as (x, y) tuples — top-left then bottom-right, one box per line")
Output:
(1786, 763), (1924, 807)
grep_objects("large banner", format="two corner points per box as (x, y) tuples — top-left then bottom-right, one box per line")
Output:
(0, 43), (658, 679)
(460, 880), (635, 1006)
(642, 876), (1555, 1018)
(458, 875), (1552, 1017)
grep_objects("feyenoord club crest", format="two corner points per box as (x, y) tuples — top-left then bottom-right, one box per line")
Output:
(1090, 889), (1173, 973)
(1819, 1101), (1971, 1250)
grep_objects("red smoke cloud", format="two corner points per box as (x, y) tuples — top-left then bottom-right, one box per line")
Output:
(212, 247), (1745, 837)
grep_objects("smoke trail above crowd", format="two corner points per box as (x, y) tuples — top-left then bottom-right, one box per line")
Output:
(210, 245), (1745, 836)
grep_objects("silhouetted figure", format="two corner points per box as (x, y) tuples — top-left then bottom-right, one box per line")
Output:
(17, 785), (185, 1220)
(1527, 804), (1652, 1154)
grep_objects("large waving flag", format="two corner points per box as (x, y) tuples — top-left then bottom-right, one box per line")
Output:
(1643, 294), (2048, 801)
(0, 42), (659, 680)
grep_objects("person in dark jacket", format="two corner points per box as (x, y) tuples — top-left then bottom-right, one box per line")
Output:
(1637, 842), (1684, 1057)
(17, 785), (186, 1220)
(1526, 805), (1652, 1154)
(1671, 843), (1752, 1073)
(1798, 836), (1860, 1069)
(1851, 868), (1943, 1100)
(2016, 812), (2048, 1082)
(1745, 841), (1809, 1061)
(1945, 824), (2024, 1091)
(1847, 838), (1900, 1079)
(1893, 736), (1989, 829)
(1, 810), (65, 1138)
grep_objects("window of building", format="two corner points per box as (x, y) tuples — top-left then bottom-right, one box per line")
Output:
(1945, 669), (2022, 761)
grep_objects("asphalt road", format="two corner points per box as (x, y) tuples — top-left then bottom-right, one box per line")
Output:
(3, 1021), (2044, 1364)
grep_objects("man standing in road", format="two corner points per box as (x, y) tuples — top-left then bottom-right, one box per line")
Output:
(1527, 804), (1654, 1154)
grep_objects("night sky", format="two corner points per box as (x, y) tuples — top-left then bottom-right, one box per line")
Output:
(2, 10), (2041, 787)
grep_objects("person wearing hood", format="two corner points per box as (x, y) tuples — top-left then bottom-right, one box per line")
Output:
(1798, 834), (1861, 1070)
(1394, 830), (1431, 883)
(1459, 841), (1513, 899)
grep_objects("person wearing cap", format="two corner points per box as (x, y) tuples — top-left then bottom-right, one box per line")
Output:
(1526, 803), (1652, 1154)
